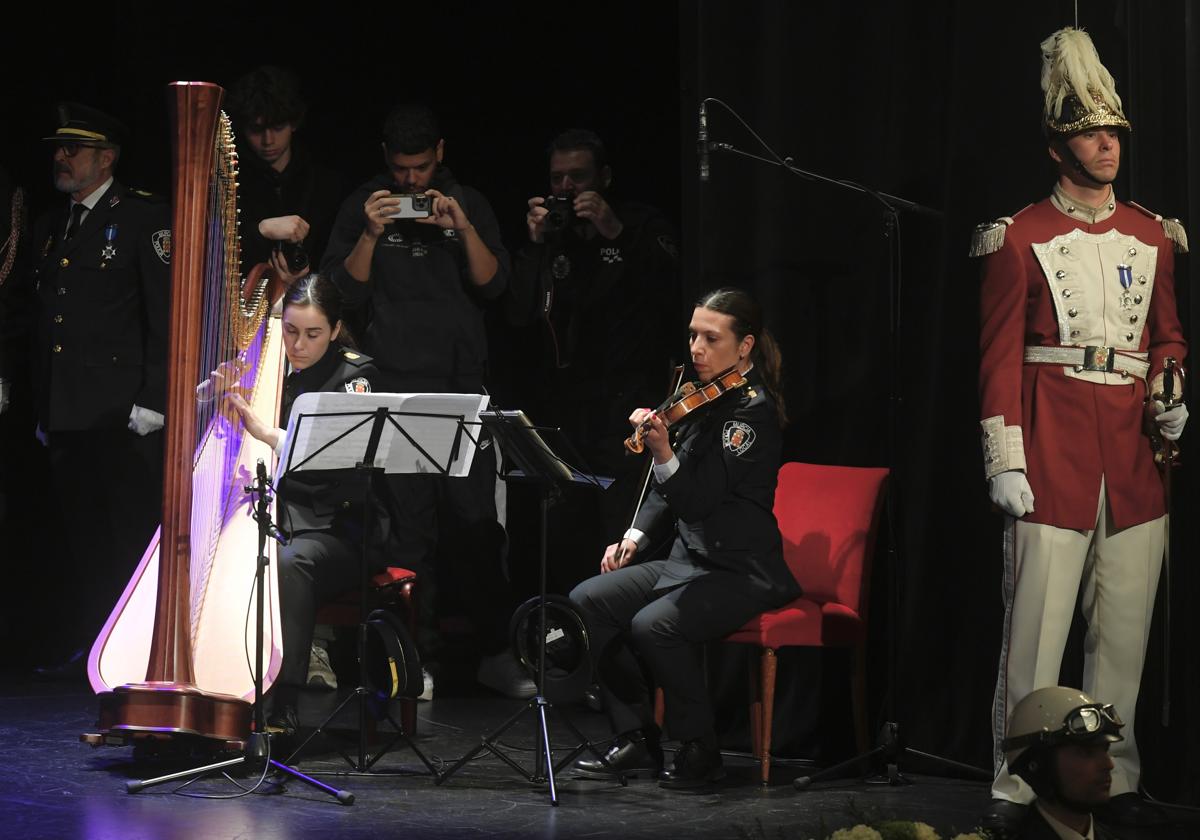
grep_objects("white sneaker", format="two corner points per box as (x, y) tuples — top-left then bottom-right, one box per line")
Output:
(476, 649), (537, 699)
(306, 644), (337, 690)
(419, 667), (434, 702)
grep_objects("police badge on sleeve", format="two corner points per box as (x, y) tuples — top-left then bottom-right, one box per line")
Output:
(345, 377), (372, 394)
(152, 230), (171, 264)
(723, 420), (755, 456)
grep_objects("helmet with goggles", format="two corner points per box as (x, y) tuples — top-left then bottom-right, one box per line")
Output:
(1003, 686), (1124, 777)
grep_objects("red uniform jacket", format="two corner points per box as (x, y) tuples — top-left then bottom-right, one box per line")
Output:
(977, 193), (1186, 531)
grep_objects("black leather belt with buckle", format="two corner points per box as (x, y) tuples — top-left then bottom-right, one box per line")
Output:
(1082, 346), (1116, 372)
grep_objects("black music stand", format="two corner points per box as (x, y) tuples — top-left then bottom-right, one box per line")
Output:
(125, 460), (354, 805)
(275, 391), (487, 777)
(434, 410), (624, 805)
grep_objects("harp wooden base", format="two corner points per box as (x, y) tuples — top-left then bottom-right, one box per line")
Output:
(86, 682), (251, 747)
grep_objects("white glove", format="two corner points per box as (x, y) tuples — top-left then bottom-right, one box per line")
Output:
(1152, 401), (1188, 441)
(988, 469), (1035, 517)
(0, 377), (9, 414)
(128, 405), (165, 436)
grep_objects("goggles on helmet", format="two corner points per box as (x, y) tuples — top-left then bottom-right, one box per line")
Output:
(1003, 703), (1124, 752)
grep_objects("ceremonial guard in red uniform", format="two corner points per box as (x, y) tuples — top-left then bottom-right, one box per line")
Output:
(974, 28), (1188, 834)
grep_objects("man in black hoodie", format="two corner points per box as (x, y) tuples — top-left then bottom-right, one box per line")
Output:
(322, 103), (532, 698)
(226, 65), (348, 280)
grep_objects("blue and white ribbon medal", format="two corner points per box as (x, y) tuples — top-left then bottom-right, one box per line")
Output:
(101, 223), (118, 261)
(1117, 263), (1133, 307)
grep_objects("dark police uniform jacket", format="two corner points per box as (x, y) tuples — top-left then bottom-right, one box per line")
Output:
(321, 166), (508, 393)
(633, 369), (801, 606)
(31, 180), (170, 431)
(276, 344), (386, 547)
(508, 200), (680, 478)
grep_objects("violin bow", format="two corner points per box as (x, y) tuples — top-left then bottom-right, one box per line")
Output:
(615, 363), (685, 565)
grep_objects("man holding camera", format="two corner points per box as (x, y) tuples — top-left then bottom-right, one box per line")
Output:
(226, 65), (348, 283)
(509, 129), (680, 546)
(321, 103), (533, 698)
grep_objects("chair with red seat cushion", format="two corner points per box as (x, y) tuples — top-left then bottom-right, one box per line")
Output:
(314, 566), (419, 735)
(726, 462), (889, 784)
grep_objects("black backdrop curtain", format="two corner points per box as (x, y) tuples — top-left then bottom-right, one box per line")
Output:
(681, 0), (1200, 800)
(1, 0), (1196, 801)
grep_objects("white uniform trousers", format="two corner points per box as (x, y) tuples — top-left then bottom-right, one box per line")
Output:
(991, 479), (1164, 802)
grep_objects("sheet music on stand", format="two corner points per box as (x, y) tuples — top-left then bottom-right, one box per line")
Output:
(280, 392), (489, 478)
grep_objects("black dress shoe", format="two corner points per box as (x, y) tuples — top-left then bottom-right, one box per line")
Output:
(574, 733), (663, 777)
(1095, 792), (1171, 827)
(658, 739), (725, 790)
(33, 648), (87, 681)
(977, 798), (1029, 839)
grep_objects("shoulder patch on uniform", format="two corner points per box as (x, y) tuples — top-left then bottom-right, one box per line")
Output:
(339, 348), (372, 367)
(1126, 202), (1189, 253)
(152, 230), (171, 264)
(722, 420), (756, 456)
(129, 188), (164, 202)
(968, 218), (1012, 257)
(345, 377), (371, 394)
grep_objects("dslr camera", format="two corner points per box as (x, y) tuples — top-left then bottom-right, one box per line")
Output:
(542, 195), (576, 232)
(385, 192), (433, 219)
(274, 240), (309, 273)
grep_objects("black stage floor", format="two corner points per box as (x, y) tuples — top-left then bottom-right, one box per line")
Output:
(0, 675), (1191, 840)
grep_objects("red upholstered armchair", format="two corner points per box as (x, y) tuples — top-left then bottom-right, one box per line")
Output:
(726, 462), (889, 784)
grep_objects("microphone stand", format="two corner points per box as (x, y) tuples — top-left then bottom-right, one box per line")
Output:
(697, 98), (986, 788)
(125, 460), (354, 804)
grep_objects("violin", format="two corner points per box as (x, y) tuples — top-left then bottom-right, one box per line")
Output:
(623, 364), (749, 454)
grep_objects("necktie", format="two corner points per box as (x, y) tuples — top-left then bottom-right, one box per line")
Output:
(65, 203), (86, 241)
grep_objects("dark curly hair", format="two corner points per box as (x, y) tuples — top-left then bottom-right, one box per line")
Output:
(382, 103), (441, 155)
(226, 65), (307, 133)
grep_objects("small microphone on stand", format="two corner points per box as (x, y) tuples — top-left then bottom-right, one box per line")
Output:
(698, 100), (710, 182)
(251, 458), (290, 545)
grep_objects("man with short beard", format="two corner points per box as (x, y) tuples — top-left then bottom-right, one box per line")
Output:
(29, 103), (170, 678)
(974, 29), (1187, 836)
(322, 103), (532, 699)
(508, 129), (680, 550)
(1001, 687), (1125, 840)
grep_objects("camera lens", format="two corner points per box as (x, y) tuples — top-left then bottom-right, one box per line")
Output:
(413, 194), (430, 211)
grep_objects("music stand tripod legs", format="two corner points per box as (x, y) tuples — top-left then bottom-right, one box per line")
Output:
(127, 462), (353, 804)
(439, 417), (628, 801)
(284, 411), (439, 777)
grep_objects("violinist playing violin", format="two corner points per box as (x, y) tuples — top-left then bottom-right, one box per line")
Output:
(569, 287), (800, 789)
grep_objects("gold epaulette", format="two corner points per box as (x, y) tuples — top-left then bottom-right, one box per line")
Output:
(1127, 201), (1189, 254)
(969, 217), (1015, 257)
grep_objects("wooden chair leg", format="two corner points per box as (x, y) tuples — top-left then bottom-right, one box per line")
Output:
(654, 686), (665, 730)
(759, 648), (777, 785)
(747, 648), (763, 759)
(851, 643), (867, 754)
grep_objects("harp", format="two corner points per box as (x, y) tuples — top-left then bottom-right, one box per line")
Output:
(84, 82), (287, 746)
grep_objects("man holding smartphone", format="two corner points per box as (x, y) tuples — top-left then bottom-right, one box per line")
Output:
(322, 103), (532, 698)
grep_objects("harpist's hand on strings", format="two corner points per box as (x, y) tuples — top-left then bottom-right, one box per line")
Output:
(225, 392), (275, 447)
(601, 539), (638, 574)
(195, 358), (247, 403)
